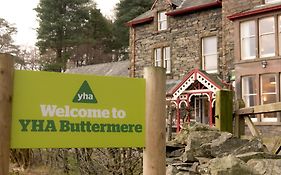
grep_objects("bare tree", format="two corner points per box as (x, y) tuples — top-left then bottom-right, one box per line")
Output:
(0, 18), (19, 55)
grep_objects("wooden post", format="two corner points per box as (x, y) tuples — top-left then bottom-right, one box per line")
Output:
(234, 99), (245, 138)
(215, 89), (233, 133)
(143, 67), (166, 175)
(166, 105), (173, 142)
(0, 54), (14, 175)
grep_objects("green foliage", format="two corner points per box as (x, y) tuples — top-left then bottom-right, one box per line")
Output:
(35, 0), (113, 72)
(112, 0), (153, 57)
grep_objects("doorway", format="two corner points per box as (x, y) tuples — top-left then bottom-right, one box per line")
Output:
(193, 95), (209, 124)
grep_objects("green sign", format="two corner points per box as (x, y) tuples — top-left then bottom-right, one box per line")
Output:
(11, 70), (145, 148)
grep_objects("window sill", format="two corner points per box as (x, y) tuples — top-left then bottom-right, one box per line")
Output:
(153, 28), (171, 35)
(235, 56), (281, 65)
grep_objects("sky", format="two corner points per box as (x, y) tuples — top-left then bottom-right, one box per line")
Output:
(0, 0), (119, 47)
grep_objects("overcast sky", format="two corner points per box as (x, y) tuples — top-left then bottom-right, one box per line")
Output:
(0, 0), (119, 47)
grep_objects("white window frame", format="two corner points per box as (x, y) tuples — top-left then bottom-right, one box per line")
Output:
(242, 76), (257, 122)
(154, 48), (162, 67)
(260, 74), (278, 122)
(158, 11), (167, 31)
(259, 17), (275, 58)
(163, 47), (171, 74)
(202, 36), (218, 73)
(278, 15), (281, 55)
(240, 20), (256, 60)
(154, 46), (171, 74)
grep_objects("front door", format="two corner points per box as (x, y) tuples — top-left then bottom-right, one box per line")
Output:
(194, 96), (209, 124)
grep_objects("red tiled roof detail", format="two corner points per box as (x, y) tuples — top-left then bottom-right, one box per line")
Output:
(127, 17), (154, 27)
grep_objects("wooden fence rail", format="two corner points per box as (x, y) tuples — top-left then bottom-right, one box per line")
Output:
(235, 102), (281, 138)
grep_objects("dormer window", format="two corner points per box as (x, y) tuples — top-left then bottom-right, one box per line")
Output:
(265, 0), (281, 4)
(158, 11), (167, 31)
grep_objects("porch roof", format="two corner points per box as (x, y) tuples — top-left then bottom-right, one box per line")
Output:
(166, 69), (225, 99)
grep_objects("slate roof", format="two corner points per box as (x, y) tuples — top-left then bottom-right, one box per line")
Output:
(128, 0), (221, 26)
(171, 0), (184, 7)
(179, 0), (218, 9)
(65, 60), (130, 77)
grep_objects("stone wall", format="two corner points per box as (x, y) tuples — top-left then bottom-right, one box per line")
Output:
(221, 0), (262, 80)
(132, 7), (222, 80)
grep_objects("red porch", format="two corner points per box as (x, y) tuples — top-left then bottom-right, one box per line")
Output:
(166, 69), (225, 132)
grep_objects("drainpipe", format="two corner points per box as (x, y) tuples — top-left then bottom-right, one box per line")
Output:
(131, 27), (136, 78)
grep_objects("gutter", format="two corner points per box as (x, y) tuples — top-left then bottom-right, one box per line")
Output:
(228, 4), (281, 21)
(166, 0), (222, 16)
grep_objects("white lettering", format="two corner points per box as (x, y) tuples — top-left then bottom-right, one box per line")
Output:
(39, 104), (127, 119)
(40, 105), (57, 117)
(78, 93), (83, 101)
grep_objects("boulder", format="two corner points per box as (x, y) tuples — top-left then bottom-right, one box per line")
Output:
(202, 155), (259, 175)
(172, 122), (218, 145)
(185, 131), (221, 150)
(209, 135), (249, 157)
(247, 159), (281, 175)
(166, 165), (179, 175)
(181, 150), (198, 163)
(168, 148), (185, 158)
(232, 138), (268, 155)
(236, 152), (281, 162)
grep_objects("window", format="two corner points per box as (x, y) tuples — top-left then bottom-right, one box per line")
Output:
(278, 16), (281, 54)
(240, 16), (281, 60)
(202, 36), (218, 73)
(242, 76), (257, 107)
(242, 74), (281, 123)
(154, 46), (171, 73)
(158, 11), (167, 31)
(240, 21), (256, 60)
(154, 48), (162, 67)
(265, 0), (281, 4)
(163, 47), (171, 74)
(260, 74), (278, 122)
(259, 17), (275, 57)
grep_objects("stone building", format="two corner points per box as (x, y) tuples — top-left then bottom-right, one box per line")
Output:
(128, 0), (281, 135)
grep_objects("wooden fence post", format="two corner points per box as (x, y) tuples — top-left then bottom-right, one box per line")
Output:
(143, 67), (166, 175)
(234, 99), (245, 138)
(0, 54), (14, 175)
(215, 89), (233, 133)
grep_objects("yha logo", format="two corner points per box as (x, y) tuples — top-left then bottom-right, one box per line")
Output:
(73, 80), (98, 103)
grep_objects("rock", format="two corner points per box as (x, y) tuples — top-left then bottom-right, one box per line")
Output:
(167, 148), (185, 158)
(181, 150), (198, 163)
(173, 127), (190, 144)
(172, 122), (218, 145)
(236, 152), (281, 162)
(185, 131), (221, 150)
(196, 157), (211, 165)
(210, 136), (249, 157)
(233, 138), (268, 155)
(210, 132), (233, 146)
(247, 159), (281, 175)
(176, 172), (198, 175)
(166, 122), (281, 175)
(166, 141), (185, 158)
(167, 157), (182, 165)
(206, 155), (259, 175)
(167, 141), (185, 148)
(189, 122), (218, 132)
(166, 165), (179, 175)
